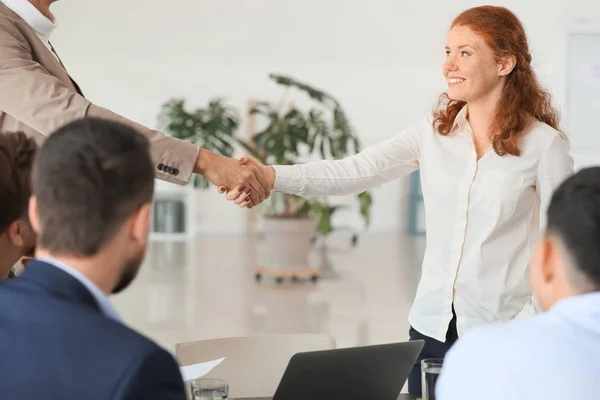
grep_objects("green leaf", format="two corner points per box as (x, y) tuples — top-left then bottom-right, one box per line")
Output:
(357, 191), (373, 227)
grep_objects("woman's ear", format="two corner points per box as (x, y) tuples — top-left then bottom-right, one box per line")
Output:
(498, 55), (517, 77)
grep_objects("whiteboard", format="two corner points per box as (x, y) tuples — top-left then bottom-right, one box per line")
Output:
(566, 33), (600, 153)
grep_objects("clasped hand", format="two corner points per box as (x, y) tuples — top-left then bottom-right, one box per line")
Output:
(195, 149), (274, 208)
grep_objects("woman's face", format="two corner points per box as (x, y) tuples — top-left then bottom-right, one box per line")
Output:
(443, 25), (504, 103)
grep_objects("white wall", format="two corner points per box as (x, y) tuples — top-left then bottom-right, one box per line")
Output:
(51, 0), (584, 233)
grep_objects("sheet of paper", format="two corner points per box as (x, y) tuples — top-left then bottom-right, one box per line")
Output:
(180, 357), (226, 383)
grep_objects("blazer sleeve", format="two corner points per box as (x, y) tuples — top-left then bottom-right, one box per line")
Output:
(121, 347), (187, 400)
(0, 19), (198, 185)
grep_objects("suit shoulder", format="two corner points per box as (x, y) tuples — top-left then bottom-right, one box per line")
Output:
(0, 10), (27, 36)
(0, 286), (164, 358)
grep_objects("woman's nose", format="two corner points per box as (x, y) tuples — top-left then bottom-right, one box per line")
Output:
(444, 56), (458, 71)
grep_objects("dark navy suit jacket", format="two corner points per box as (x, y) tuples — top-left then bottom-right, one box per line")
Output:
(0, 260), (186, 400)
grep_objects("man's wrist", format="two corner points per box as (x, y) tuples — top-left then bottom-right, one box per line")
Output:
(195, 148), (212, 175)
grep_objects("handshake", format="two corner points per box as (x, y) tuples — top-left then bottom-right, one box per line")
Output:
(194, 149), (275, 208)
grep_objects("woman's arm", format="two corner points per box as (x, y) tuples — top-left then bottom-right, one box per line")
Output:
(536, 133), (574, 231)
(532, 132), (573, 312)
(272, 120), (425, 198)
(221, 118), (427, 205)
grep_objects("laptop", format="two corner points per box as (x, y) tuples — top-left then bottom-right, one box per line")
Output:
(234, 340), (425, 400)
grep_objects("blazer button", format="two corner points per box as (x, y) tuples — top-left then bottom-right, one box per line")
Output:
(167, 166), (175, 174)
(173, 168), (179, 176)
(157, 163), (164, 171)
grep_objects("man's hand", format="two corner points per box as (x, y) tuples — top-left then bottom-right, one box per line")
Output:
(194, 149), (271, 205)
(216, 154), (276, 208)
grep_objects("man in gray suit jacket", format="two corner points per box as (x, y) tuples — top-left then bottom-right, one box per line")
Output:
(0, 0), (270, 205)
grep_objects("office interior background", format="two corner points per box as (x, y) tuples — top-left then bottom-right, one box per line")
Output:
(50, 0), (600, 351)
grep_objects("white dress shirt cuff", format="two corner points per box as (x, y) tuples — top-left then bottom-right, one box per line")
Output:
(273, 165), (302, 194)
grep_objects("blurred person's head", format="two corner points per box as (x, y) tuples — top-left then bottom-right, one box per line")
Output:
(530, 167), (600, 310)
(0, 132), (38, 279)
(29, 118), (155, 294)
(433, 6), (561, 157)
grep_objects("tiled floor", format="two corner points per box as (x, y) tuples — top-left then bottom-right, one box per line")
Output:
(111, 233), (426, 351)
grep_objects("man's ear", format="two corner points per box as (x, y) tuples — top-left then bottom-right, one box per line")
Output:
(537, 237), (556, 284)
(6, 220), (24, 247)
(28, 196), (40, 234)
(130, 203), (151, 246)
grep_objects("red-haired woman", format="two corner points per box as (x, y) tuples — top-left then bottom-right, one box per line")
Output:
(222, 5), (573, 396)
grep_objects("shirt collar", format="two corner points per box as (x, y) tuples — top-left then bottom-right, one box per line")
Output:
(36, 256), (123, 323)
(451, 104), (469, 132)
(1, 0), (57, 41)
(550, 291), (600, 317)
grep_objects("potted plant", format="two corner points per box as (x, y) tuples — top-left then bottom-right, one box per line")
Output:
(159, 97), (240, 188)
(239, 74), (373, 278)
(152, 98), (240, 238)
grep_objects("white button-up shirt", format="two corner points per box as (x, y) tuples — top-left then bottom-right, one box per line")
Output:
(437, 292), (600, 400)
(273, 107), (573, 341)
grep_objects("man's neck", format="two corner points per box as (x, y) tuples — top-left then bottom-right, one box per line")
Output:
(0, 241), (20, 280)
(27, 0), (53, 21)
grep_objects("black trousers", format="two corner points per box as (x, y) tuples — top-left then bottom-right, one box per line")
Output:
(407, 308), (458, 396)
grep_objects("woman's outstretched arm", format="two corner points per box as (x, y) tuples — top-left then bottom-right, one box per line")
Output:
(221, 119), (427, 205)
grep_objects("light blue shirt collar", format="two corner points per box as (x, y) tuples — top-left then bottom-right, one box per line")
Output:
(551, 291), (600, 317)
(37, 256), (123, 323)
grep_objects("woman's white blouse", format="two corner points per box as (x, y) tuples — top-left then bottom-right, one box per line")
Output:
(273, 107), (574, 341)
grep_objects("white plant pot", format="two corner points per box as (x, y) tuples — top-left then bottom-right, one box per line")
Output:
(259, 217), (318, 271)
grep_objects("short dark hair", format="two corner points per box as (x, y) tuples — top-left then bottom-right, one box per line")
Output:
(546, 167), (600, 290)
(32, 118), (155, 256)
(0, 131), (38, 233)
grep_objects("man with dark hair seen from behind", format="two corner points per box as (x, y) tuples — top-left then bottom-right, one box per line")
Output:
(0, 131), (37, 282)
(438, 167), (600, 400)
(0, 118), (185, 399)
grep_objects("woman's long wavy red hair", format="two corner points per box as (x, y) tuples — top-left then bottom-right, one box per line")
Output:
(433, 6), (562, 156)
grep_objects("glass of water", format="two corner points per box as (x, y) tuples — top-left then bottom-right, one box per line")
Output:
(190, 378), (229, 400)
(421, 358), (443, 400)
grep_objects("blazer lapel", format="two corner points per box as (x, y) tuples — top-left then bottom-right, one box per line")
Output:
(48, 41), (85, 96)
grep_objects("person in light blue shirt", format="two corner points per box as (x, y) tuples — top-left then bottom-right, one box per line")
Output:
(437, 166), (600, 400)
